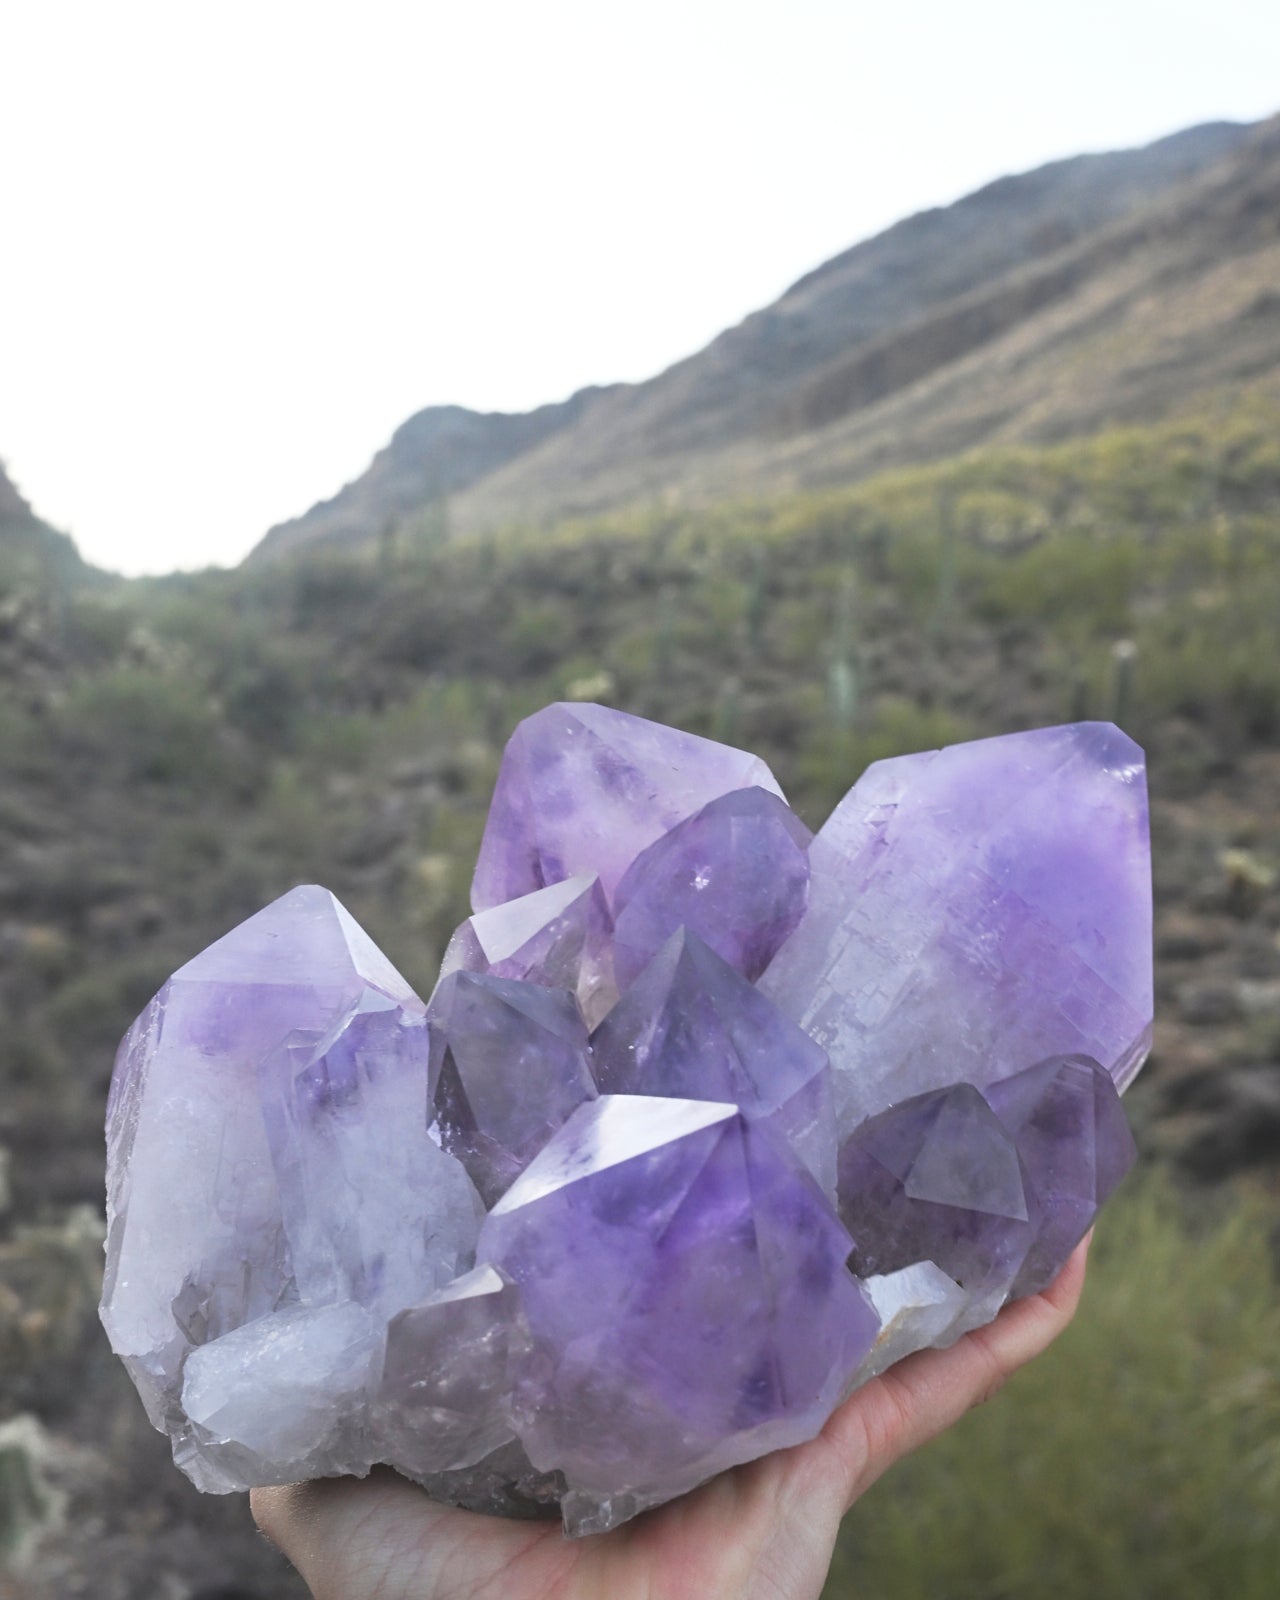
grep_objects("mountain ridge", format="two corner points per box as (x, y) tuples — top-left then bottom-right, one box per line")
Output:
(249, 117), (1269, 562)
(252, 385), (626, 563)
(0, 457), (94, 590)
(0, 458), (36, 524)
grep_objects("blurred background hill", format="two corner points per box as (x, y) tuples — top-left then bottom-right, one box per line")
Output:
(255, 117), (1280, 559)
(1, 115), (1279, 1599)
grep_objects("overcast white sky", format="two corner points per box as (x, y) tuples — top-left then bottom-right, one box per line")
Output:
(1, 1), (1277, 575)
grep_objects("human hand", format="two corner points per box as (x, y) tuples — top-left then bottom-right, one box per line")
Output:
(253, 1235), (1090, 1600)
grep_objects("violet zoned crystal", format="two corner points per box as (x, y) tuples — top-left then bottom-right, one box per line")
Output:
(258, 997), (482, 1321)
(102, 707), (1150, 1535)
(477, 1094), (879, 1534)
(100, 886), (482, 1481)
(426, 971), (598, 1208)
(591, 928), (837, 1197)
(983, 1053), (1136, 1297)
(760, 722), (1153, 1136)
(837, 1082), (1039, 1319)
(836, 1053), (1136, 1356)
(611, 786), (811, 986)
(374, 1265), (528, 1480)
(439, 874), (617, 1028)
(470, 701), (784, 912)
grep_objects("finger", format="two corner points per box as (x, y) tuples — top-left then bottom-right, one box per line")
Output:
(821, 1232), (1092, 1509)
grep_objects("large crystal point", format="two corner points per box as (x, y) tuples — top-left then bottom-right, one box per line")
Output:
(100, 889), (486, 1497)
(478, 1095), (878, 1533)
(837, 1082), (1039, 1316)
(106, 891), (426, 1412)
(426, 971), (597, 1207)
(611, 786), (811, 986)
(590, 928), (836, 1195)
(438, 874), (617, 1028)
(983, 1054), (1137, 1297)
(471, 702), (784, 912)
(760, 723), (1152, 1135)
(260, 999), (482, 1317)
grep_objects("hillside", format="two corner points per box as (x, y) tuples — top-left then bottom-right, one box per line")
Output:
(251, 118), (1265, 561)
(0, 461), (90, 588)
(454, 115), (1280, 529)
(5, 115), (1280, 1600)
(3, 408), (1280, 1593)
(253, 385), (623, 564)
(0, 461), (100, 709)
(0, 460), (29, 522)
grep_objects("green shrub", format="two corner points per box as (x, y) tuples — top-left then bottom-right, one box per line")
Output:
(53, 665), (232, 786)
(825, 1177), (1280, 1600)
(795, 700), (975, 819)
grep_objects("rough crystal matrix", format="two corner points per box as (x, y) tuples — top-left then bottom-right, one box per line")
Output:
(101, 704), (1152, 1534)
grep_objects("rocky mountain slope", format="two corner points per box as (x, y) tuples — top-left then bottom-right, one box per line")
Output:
(251, 118), (1267, 560)
(0, 460), (30, 522)
(0, 463), (96, 675)
(252, 385), (623, 563)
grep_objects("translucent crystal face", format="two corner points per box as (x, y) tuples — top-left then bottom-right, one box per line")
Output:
(477, 1095), (879, 1528)
(610, 786), (812, 985)
(425, 971), (598, 1208)
(101, 709), (1150, 1535)
(470, 701), (785, 911)
(439, 874), (617, 1029)
(759, 721), (1153, 1135)
(590, 928), (837, 1197)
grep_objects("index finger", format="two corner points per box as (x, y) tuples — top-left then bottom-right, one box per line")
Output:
(820, 1232), (1092, 1510)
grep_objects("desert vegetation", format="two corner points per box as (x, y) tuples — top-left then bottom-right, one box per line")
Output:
(1, 403), (1278, 1595)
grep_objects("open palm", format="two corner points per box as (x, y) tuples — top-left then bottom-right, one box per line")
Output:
(253, 1237), (1088, 1600)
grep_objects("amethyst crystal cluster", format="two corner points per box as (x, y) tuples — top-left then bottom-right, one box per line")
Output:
(100, 704), (1152, 1535)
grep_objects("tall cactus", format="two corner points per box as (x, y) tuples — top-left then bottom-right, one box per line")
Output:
(828, 568), (859, 731)
(1109, 639), (1138, 728)
(743, 545), (769, 655)
(930, 489), (959, 635)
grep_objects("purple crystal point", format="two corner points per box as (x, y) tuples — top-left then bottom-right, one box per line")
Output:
(259, 999), (482, 1317)
(471, 702), (784, 912)
(611, 786), (811, 986)
(478, 1094), (878, 1531)
(426, 971), (598, 1207)
(837, 1082), (1038, 1305)
(375, 1265), (528, 1479)
(101, 886), (479, 1432)
(760, 723), (1153, 1135)
(983, 1054), (1137, 1297)
(590, 927), (837, 1195)
(439, 874), (617, 1028)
